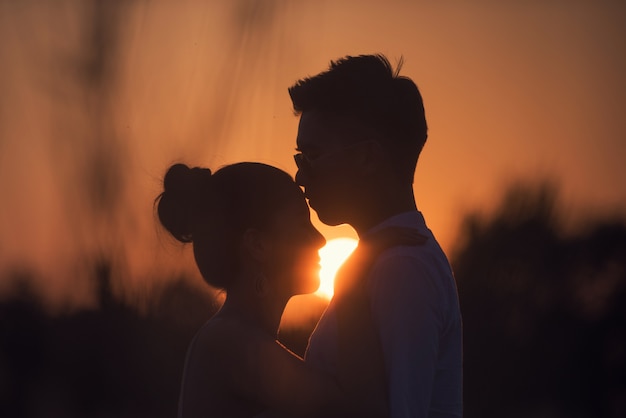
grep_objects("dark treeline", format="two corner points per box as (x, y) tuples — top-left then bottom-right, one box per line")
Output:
(0, 269), (217, 418)
(454, 182), (626, 418)
(1, 182), (625, 418)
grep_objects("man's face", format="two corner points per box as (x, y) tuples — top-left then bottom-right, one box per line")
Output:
(294, 111), (364, 226)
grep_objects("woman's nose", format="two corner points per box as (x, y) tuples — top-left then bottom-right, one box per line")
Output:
(312, 228), (326, 249)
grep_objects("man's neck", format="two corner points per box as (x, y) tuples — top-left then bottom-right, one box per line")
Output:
(351, 188), (417, 237)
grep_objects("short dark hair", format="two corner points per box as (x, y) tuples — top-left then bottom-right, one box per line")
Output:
(156, 162), (302, 289)
(289, 54), (428, 184)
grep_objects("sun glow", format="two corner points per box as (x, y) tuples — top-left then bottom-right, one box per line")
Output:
(316, 237), (359, 299)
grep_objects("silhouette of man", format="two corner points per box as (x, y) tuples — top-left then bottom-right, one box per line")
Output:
(289, 54), (463, 418)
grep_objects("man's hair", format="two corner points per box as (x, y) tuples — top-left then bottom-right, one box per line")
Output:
(288, 54), (428, 184)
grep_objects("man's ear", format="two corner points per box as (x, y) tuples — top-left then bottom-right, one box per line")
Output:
(361, 140), (385, 174)
(242, 228), (271, 263)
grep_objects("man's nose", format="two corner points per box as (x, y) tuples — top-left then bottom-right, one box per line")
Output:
(295, 169), (308, 187)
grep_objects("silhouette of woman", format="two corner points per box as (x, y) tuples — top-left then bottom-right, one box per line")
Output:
(157, 162), (388, 418)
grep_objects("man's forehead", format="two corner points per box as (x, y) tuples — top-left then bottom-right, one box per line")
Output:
(296, 111), (350, 151)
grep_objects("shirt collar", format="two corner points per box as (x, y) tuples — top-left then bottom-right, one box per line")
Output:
(362, 210), (428, 239)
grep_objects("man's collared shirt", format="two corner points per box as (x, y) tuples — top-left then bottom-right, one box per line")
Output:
(306, 211), (463, 418)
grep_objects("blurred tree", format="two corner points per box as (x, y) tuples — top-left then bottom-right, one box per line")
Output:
(0, 273), (48, 418)
(0, 264), (216, 418)
(452, 180), (626, 418)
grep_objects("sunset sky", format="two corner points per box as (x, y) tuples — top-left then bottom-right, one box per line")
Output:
(1, 0), (625, 310)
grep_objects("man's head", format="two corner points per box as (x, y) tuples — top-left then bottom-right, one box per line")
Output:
(289, 54), (427, 228)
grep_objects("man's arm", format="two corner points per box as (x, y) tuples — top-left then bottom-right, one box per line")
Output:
(368, 255), (444, 418)
(335, 287), (390, 418)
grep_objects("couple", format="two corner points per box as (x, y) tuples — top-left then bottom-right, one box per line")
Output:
(157, 54), (463, 418)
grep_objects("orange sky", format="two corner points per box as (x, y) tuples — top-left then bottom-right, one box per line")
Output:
(1, 0), (625, 310)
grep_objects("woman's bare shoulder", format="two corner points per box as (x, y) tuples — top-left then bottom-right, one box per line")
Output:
(180, 318), (268, 417)
(192, 316), (273, 362)
(182, 317), (257, 389)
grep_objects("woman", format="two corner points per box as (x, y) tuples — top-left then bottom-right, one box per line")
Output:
(157, 162), (388, 418)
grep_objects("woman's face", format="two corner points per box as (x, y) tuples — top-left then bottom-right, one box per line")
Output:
(264, 194), (326, 298)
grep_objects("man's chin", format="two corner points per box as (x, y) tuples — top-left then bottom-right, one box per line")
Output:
(307, 198), (345, 226)
(313, 208), (345, 227)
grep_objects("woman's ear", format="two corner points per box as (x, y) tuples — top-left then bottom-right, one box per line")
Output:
(242, 228), (271, 263)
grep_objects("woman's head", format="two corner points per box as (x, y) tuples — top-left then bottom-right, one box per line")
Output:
(157, 162), (325, 296)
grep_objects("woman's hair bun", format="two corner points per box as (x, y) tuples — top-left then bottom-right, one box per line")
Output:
(157, 163), (212, 243)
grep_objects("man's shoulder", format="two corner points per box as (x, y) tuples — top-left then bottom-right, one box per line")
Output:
(365, 235), (456, 298)
(373, 232), (449, 270)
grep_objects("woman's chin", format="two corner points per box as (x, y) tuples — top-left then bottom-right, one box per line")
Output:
(294, 277), (320, 296)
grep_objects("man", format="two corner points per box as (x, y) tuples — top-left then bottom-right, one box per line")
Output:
(289, 54), (463, 418)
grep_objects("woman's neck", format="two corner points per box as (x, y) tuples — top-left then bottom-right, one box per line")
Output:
(218, 287), (288, 339)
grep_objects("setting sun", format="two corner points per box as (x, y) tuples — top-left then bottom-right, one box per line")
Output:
(316, 237), (359, 299)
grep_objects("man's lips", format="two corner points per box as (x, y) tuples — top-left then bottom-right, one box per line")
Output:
(303, 187), (316, 201)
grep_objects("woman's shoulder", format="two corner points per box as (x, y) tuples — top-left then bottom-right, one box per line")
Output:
(184, 317), (262, 388)
(180, 317), (267, 417)
(194, 317), (250, 350)
(192, 316), (275, 361)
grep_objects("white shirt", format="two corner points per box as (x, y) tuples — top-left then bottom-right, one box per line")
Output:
(305, 211), (463, 418)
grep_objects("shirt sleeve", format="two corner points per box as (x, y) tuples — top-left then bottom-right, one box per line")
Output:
(368, 252), (445, 418)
